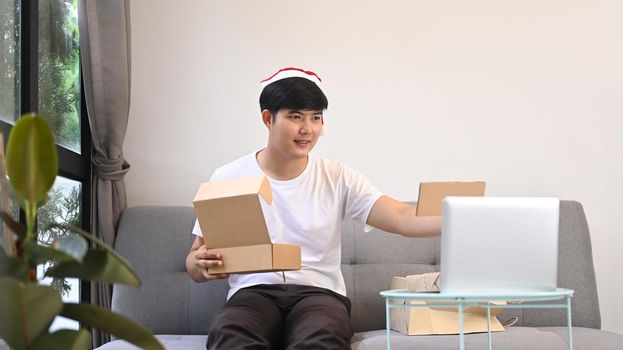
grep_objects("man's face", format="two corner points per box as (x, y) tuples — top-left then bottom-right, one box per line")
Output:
(266, 108), (323, 160)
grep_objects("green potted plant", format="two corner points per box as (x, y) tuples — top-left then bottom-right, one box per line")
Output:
(0, 113), (163, 350)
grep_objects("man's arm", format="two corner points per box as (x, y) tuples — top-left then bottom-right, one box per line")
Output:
(366, 195), (441, 238)
(186, 235), (229, 282)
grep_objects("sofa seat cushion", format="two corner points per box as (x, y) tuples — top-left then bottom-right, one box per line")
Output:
(95, 335), (208, 350)
(538, 327), (623, 350)
(94, 327), (623, 350)
(351, 327), (570, 350)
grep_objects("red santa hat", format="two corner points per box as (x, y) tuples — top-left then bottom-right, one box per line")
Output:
(260, 67), (322, 90)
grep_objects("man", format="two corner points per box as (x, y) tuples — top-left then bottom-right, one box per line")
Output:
(186, 67), (441, 349)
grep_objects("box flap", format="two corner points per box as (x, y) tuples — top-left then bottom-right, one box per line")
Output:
(193, 176), (273, 248)
(193, 176), (272, 203)
(258, 176), (272, 204)
(416, 182), (486, 216)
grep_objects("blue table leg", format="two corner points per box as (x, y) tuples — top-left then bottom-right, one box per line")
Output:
(567, 296), (573, 350)
(458, 299), (465, 350)
(386, 298), (392, 350)
(487, 303), (492, 350)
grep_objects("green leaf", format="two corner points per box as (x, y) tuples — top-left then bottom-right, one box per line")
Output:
(0, 211), (26, 239)
(46, 248), (140, 286)
(5, 113), (58, 204)
(0, 277), (63, 350)
(0, 255), (29, 280)
(61, 303), (164, 350)
(53, 234), (88, 261)
(47, 222), (139, 282)
(48, 222), (112, 250)
(30, 329), (91, 350)
(24, 242), (76, 264)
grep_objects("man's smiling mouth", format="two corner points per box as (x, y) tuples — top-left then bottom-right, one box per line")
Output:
(295, 140), (311, 146)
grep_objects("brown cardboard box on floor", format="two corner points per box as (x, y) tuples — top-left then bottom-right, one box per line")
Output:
(389, 275), (505, 335)
(416, 182), (486, 216)
(192, 175), (301, 274)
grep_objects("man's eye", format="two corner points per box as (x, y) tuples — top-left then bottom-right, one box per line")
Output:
(290, 115), (301, 119)
(313, 116), (322, 121)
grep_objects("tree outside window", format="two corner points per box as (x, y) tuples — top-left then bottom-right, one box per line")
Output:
(38, 0), (81, 153)
(0, 0), (20, 123)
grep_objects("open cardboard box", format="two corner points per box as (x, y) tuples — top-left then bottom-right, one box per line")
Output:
(390, 275), (505, 335)
(193, 176), (301, 274)
(416, 182), (486, 216)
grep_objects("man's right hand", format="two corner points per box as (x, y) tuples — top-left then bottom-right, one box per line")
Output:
(186, 236), (230, 282)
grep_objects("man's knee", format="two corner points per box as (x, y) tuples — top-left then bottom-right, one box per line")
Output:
(207, 291), (283, 350)
(285, 295), (353, 349)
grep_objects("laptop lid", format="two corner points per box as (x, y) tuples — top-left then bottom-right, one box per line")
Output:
(440, 196), (560, 295)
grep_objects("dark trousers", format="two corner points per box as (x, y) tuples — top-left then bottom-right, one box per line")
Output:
(207, 284), (354, 350)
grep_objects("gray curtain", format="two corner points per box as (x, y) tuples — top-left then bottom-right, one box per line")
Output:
(78, 0), (132, 347)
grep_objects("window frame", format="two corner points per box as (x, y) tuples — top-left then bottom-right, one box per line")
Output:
(0, 0), (92, 304)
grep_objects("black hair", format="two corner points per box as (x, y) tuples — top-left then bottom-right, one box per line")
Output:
(259, 77), (328, 120)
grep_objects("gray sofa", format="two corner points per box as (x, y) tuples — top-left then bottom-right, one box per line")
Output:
(97, 201), (623, 349)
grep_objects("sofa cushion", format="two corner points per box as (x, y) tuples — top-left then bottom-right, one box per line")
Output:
(538, 327), (623, 350)
(97, 326), (623, 350)
(112, 207), (196, 334)
(351, 328), (569, 350)
(112, 206), (229, 335)
(96, 335), (208, 350)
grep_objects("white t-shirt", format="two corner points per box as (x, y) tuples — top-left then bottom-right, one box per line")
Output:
(192, 150), (383, 299)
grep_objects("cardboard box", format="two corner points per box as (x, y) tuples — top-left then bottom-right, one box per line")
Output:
(401, 272), (441, 293)
(416, 182), (486, 216)
(193, 175), (301, 274)
(390, 274), (505, 335)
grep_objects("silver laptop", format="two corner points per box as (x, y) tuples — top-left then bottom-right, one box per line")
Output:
(440, 196), (560, 295)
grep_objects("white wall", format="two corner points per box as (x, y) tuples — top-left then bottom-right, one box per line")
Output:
(126, 0), (623, 334)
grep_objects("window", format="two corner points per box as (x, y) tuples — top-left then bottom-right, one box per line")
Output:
(0, 0), (20, 124)
(0, 0), (91, 316)
(37, 176), (82, 330)
(38, 0), (81, 153)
